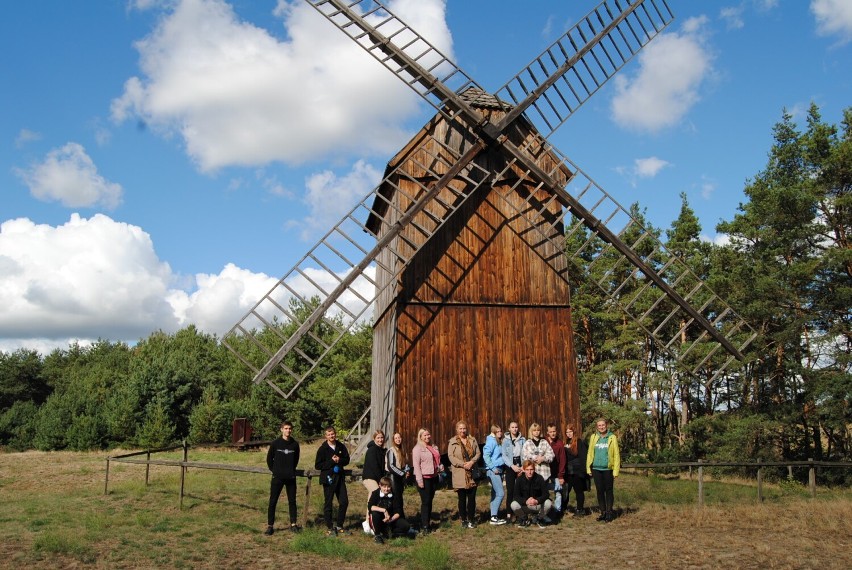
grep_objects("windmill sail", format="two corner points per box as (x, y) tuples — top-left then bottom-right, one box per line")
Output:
(226, 0), (756, 405)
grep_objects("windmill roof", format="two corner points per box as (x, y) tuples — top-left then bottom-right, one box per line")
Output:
(458, 87), (509, 110)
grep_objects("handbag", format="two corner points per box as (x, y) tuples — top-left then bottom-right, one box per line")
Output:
(459, 438), (485, 481)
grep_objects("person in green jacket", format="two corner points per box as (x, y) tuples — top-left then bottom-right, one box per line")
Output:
(586, 418), (620, 522)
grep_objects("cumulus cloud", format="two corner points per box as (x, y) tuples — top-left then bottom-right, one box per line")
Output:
(112, 0), (453, 171)
(0, 214), (177, 344)
(811, 0), (852, 43)
(615, 156), (671, 187)
(611, 16), (712, 133)
(634, 157), (670, 178)
(293, 160), (383, 241)
(0, 213), (377, 354)
(14, 143), (123, 209)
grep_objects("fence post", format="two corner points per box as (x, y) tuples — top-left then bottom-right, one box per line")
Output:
(179, 440), (188, 509)
(302, 475), (312, 529)
(757, 459), (763, 502)
(145, 449), (151, 486)
(787, 464), (793, 480)
(808, 458), (816, 498)
(697, 459), (704, 507)
(104, 458), (110, 495)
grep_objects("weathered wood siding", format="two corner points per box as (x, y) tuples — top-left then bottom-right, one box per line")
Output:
(370, 100), (580, 448)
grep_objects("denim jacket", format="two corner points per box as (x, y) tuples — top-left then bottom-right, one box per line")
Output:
(501, 433), (525, 468)
(483, 434), (506, 472)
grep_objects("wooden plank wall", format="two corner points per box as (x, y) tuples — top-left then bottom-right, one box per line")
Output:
(370, 103), (580, 449)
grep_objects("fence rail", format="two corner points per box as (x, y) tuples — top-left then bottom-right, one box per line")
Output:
(105, 443), (850, 524)
(104, 441), (363, 528)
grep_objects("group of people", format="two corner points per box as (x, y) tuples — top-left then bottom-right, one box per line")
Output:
(264, 418), (621, 541)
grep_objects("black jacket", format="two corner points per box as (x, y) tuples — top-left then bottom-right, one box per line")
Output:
(564, 438), (589, 477)
(515, 472), (549, 504)
(315, 440), (350, 485)
(267, 436), (300, 480)
(367, 487), (402, 516)
(362, 441), (387, 482)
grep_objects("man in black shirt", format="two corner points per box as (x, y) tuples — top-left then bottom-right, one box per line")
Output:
(265, 421), (300, 535)
(315, 426), (350, 535)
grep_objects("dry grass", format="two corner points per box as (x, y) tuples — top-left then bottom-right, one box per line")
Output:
(0, 448), (849, 569)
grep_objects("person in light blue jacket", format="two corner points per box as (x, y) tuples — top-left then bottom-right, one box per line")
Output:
(483, 424), (507, 525)
(501, 421), (525, 522)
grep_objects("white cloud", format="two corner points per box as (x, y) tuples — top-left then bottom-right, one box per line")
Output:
(634, 157), (670, 178)
(611, 16), (712, 133)
(15, 128), (41, 148)
(700, 232), (731, 247)
(14, 143), (123, 209)
(811, 0), (852, 43)
(720, 6), (744, 30)
(296, 159), (382, 240)
(0, 213), (377, 354)
(0, 214), (177, 344)
(112, 0), (453, 172)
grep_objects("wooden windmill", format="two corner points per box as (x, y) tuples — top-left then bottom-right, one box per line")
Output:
(223, 0), (757, 450)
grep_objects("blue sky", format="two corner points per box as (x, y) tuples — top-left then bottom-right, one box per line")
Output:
(1, 0), (851, 354)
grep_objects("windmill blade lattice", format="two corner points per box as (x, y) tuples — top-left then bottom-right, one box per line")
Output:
(222, 134), (491, 395)
(484, 148), (758, 379)
(494, 0), (674, 141)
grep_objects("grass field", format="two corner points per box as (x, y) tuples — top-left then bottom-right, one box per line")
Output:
(1, 446), (850, 569)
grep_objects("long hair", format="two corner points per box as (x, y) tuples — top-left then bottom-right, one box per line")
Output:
(565, 423), (578, 455)
(490, 424), (503, 445)
(389, 432), (408, 466)
(527, 422), (542, 440)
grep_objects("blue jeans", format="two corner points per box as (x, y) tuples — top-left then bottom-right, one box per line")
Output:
(548, 477), (562, 513)
(487, 469), (505, 517)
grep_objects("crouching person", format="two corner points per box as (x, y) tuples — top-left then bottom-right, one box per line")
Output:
(511, 460), (553, 527)
(368, 476), (410, 543)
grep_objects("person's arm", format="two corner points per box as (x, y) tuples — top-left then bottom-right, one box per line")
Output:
(586, 435), (595, 476)
(266, 441), (275, 472)
(338, 443), (350, 468)
(611, 435), (621, 477)
(412, 447), (425, 487)
(448, 441), (465, 468)
(501, 438), (513, 467)
(556, 445), (566, 481)
(294, 441), (300, 472)
(521, 440), (534, 461)
(483, 437), (495, 469)
(315, 445), (330, 471)
(387, 448), (405, 477)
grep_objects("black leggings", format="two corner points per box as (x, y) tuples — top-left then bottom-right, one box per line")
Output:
(390, 473), (406, 515)
(592, 469), (614, 513)
(456, 487), (477, 522)
(561, 473), (587, 510)
(417, 477), (437, 529)
(268, 477), (297, 526)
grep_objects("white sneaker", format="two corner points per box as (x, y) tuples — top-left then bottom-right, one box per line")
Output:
(489, 516), (507, 525)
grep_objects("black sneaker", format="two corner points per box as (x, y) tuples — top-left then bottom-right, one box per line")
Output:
(325, 528), (338, 537)
(289, 523), (302, 532)
(334, 526), (350, 535)
(374, 535), (384, 544)
(596, 513), (606, 522)
(264, 525), (274, 536)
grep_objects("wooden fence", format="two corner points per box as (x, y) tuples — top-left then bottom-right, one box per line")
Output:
(104, 442), (363, 528)
(104, 444), (850, 524)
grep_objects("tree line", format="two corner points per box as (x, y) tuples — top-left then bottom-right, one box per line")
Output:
(1, 105), (849, 479)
